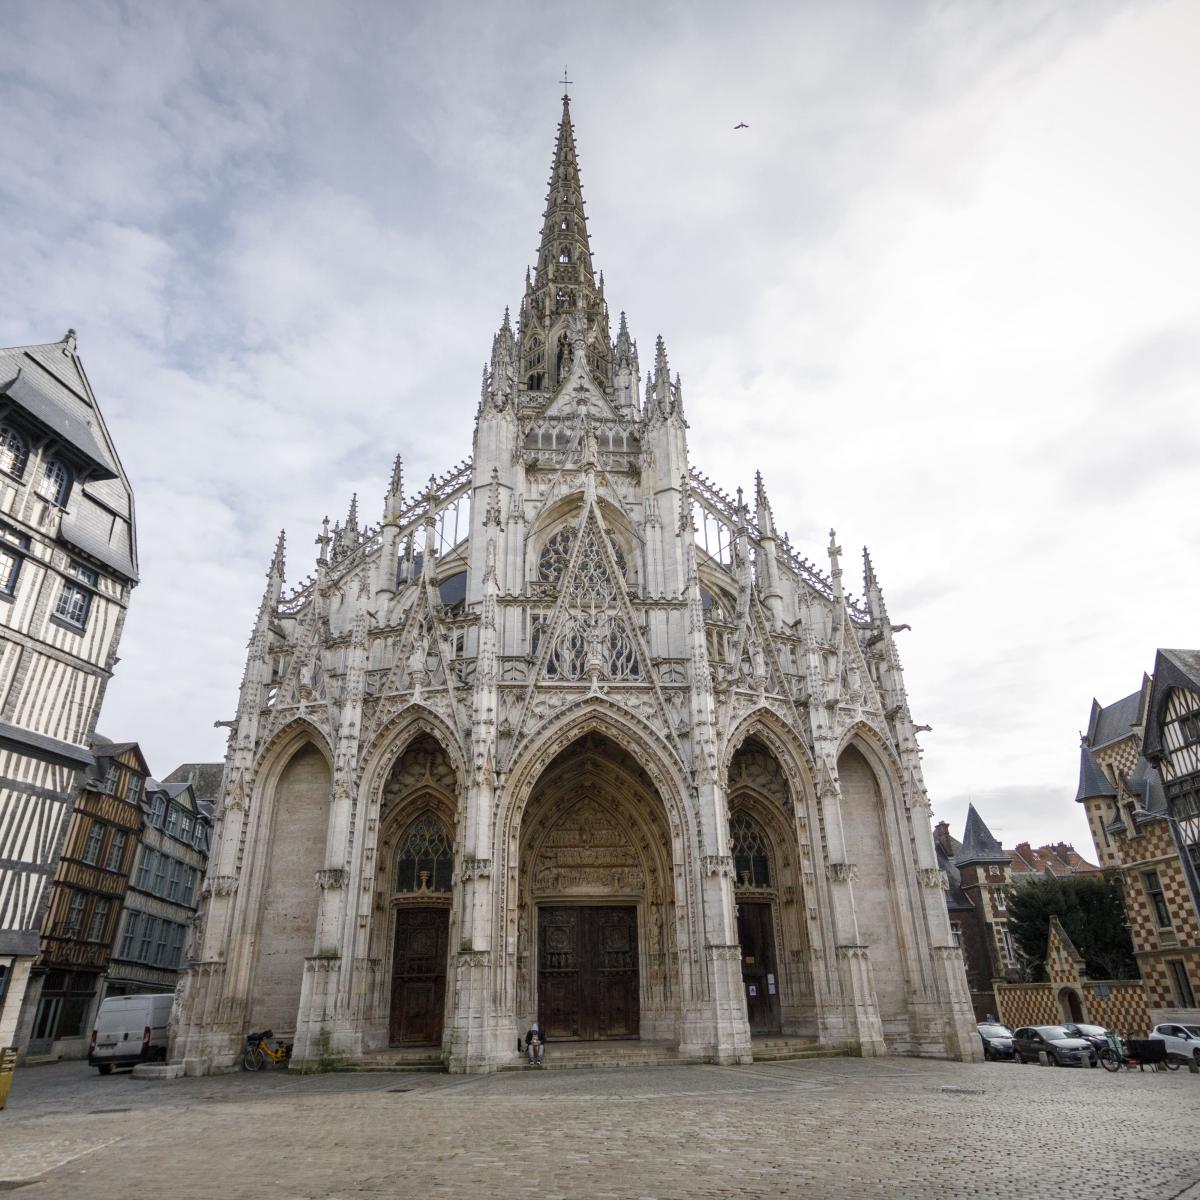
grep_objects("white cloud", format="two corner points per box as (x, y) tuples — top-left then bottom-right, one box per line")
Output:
(2, 0), (1195, 860)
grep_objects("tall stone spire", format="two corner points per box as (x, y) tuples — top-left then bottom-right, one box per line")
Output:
(518, 94), (612, 398)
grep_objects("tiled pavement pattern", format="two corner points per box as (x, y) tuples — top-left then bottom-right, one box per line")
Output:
(3, 1057), (1200, 1200)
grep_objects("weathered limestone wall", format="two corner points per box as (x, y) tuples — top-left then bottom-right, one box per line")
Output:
(837, 746), (907, 1025)
(250, 745), (330, 1033)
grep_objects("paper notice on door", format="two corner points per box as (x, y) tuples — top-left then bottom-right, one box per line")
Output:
(768, 983), (776, 995)
(767, 974), (775, 985)
(748, 985), (757, 996)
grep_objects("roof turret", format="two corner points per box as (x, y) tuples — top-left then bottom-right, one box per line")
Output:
(956, 803), (1010, 866)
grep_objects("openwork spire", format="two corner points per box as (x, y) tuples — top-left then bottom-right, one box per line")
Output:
(518, 95), (613, 399)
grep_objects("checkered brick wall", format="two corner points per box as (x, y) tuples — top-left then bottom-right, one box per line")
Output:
(1113, 816), (1200, 1010)
(994, 980), (1151, 1036)
(995, 984), (1060, 1029)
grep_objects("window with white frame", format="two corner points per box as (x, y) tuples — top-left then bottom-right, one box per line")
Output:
(55, 560), (97, 629)
(164, 805), (179, 837)
(152, 852), (168, 896)
(996, 920), (1016, 966)
(81, 822), (104, 865)
(179, 814), (193, 844)
(119, 912), (141, 959)
(0, 523), (29, 597)
(64, 892), (87, 937)
(149, 792), (166, 828)
(135, 847), (154, 890)
(136, 916), (155, 962)
(37, 456), (71, 506)
(104, 830), (127, 872)
(0, 425), (28, 479)
(86, 897), (110, 942)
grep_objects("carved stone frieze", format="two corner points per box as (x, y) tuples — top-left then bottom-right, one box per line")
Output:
(918, 867), (948, 890)
(703, 854), (734, 878)
(825, 862), (858, 884)
(203, 875), (238, 897)
(316, 868), (348, 890)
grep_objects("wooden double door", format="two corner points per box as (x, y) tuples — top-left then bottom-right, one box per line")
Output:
(390, 906), (448, 1045)
(737, 901), (781, 1034)
(537, 905), (639, 1040)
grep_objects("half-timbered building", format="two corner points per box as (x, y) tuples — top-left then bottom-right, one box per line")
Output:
(0, 332), (138, 1050)
(173, 96), (979, 1074)
(19, 741), (147, 1058)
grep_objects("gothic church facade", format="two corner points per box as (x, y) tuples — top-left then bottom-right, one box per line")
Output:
(173, 98), (978, 1073)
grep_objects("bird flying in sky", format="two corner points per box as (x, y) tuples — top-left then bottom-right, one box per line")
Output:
(734, 122), (749, 129)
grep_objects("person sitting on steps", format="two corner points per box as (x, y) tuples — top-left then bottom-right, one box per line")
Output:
(524, 1022), (545, 1067)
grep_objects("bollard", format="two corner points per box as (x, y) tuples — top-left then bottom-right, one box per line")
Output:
(0, 1046), (16, 1111)
(1189, 1057), (1199, 1075)
(1038, 1050), (1050, 1067)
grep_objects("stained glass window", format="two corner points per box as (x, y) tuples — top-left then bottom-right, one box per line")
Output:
(396, 814), (453, 893)
(731, 812), (771, 888)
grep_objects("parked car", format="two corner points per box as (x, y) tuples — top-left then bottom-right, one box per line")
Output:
(1012, 1025), (1097, 1067)
(1061, 1023), (1113, 1053)
(977, 1022), (1015, 1061)
(1149, 1023), (1200, 1065)
(89, 993), (173, 1074)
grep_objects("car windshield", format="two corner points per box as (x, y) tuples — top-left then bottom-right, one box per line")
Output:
(979, 1025), (1011, 1037)
(1037, 1026), (1072, 1040)
(1185, 1026), (1200, 1038)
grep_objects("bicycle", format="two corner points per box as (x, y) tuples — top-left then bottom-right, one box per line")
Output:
(1098, 1035), (1179, 1072)
(242, 1029), (293, 1071)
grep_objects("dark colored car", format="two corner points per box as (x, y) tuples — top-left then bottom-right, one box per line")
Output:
(1012, 1025), (1097, 1067)
(1062, 1023), (1113, 1054)
(977, 1022), (1015, 1061)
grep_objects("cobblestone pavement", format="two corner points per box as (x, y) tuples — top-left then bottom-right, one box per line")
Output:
(3, 1056), (1200, 1200)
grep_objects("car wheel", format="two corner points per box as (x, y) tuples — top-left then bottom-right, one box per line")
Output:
(983, 1046), (992, 1062)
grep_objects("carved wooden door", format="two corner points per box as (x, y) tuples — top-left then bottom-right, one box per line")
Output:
(736, 901), (781, 1035)
(538, 906), (639, 1040)
(390, 907), (448, 1045)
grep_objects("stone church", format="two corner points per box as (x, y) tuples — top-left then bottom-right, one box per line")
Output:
(173, 96), (979, 1073)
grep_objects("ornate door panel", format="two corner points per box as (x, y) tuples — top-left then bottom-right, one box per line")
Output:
(737, 901), (781, 1035)
(390, 907), (449, 1045)
(538, 905), (639, 1040)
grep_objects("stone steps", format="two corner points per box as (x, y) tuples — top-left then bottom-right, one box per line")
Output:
(751, 1038), (850, 1063)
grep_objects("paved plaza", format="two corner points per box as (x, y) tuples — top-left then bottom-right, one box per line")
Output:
(2, 1056), (1199, 1199)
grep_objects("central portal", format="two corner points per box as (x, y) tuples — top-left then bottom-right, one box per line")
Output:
(537, 905), (639, 1040)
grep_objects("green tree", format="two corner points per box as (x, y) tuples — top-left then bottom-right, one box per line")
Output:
(1005, 875), (1137, 981)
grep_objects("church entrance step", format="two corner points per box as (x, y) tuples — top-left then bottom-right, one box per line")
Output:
(339, 1048), (446, 1072)
(750, 1037), (850, 1062)
(509, 1040), (681, 1071)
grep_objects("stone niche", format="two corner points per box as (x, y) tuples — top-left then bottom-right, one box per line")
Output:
(531, 797), (645, 897)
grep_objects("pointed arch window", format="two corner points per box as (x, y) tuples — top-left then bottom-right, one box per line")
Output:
(731, 812), (771, 888)
(395, 814), (453, 894)
(538, 527), (576, 585)
(0, 426), (28, 480)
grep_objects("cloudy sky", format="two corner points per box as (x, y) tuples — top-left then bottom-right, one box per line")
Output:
(3, 0), (1196, 854)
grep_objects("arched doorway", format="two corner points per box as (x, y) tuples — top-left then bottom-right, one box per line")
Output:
(1059, 987), (1085, 1024)
(251, 742), (330, 1034)
(513, 732), (679, 1043)
(373, 733), (459, 1048)
(726, 735), (813, 1037)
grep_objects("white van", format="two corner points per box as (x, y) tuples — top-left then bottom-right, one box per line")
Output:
(89, 993), (174, 1074)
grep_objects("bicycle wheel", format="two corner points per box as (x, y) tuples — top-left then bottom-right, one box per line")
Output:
(242, 1047), (264, 1072)
(1098, 1047), (1121, 1072)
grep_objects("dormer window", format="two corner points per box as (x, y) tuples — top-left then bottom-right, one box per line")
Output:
(37, 456), (71, 506)
(0, 425), (28, 479)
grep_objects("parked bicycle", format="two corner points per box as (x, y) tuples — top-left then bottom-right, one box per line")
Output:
(242, 1029), (293, 1071)
(1098, 1033), (1178, 1072)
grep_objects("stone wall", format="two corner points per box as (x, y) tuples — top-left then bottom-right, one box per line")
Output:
(249, 744), (330, 1034)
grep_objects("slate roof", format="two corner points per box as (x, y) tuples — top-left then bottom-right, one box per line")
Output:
(956, 803), (1010, 865)
(1087, 688), (1143, 749)
(936, 841), (974, 912)
(1075, 745), (1117, 802)
(0, 337), (138, 582)
(1126, 755), (1167, 815)
(1144, 649), (1200, 762)
(164, 762), (224, 805)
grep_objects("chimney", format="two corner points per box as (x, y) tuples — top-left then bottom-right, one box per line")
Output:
(933, 820), (951, 855)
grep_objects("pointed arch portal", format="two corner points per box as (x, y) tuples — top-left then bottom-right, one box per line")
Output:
(513, 731), (679, 1043)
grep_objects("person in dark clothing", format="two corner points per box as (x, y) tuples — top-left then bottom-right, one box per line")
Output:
(524, 1022), (545, 1066)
